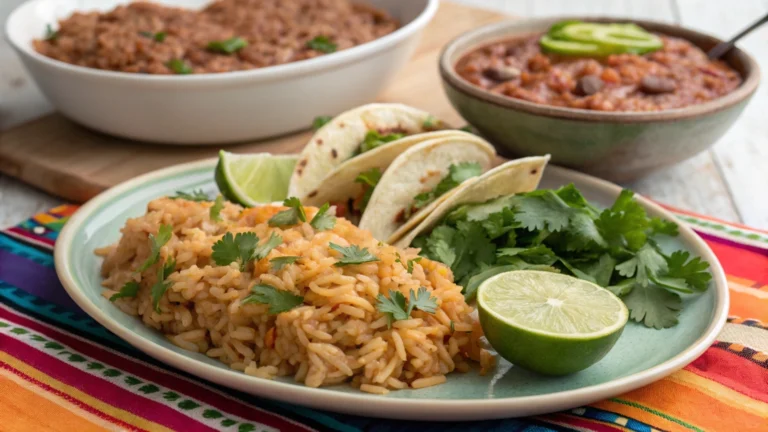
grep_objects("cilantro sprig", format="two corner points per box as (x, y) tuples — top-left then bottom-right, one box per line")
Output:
(310, 203), (336, 231)
(166, 59), (193, 75)
(410, 162), (482, 217)
(151, 259), (176, 312)
(137, 224), (173, 272)
(268, 197), (307, 227)
(413, 184), (712, 329)
(306, 36), (337, 53)
(170, 189), (209, 201)
(211, 231), (282, 271)
(270, 256), (300, 271)
(358, 130), (404, 154)
(329, 243), (379, 266)
(109, 281), (140, 302)
(207, 37), (248, 54)
(376, 287), (438, 328)
(44, 24), (59, 41)
(210, 195), (224, 221)
(354, 168), (382, 212)
(312, 116), (332, 131)
(395, 253), (422, 274)
(242, 284), (304, 314)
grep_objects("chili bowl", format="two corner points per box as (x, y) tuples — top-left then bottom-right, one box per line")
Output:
(5, 0), (438, 145)
(439, 17), (760, 182)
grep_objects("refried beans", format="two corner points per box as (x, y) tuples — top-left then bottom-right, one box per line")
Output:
(33, 0), (399, 74)
(455, 34), (742, 111)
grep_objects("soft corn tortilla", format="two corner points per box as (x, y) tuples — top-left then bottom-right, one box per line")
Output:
(357, 134), (496, 242)
(394, 155), (551, 248)
(288, 103), (449, 200)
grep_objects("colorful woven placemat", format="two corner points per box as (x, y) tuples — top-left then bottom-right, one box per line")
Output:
(1, 204), (767, 432)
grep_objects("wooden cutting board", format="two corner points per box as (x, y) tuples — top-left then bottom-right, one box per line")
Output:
(0, 2), (507, 203)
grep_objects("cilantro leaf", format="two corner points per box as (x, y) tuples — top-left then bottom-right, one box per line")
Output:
(166, 58), (193, 75)
(207, 37), (248, 54)
(44, 24), (59, 41)
(209, 195), (224, 222)
(406, 287), (438, 315)
(623, 283), (682, 329)
(410, 162), (482, 214)
(354, 168), (382, 211)
(170, 189), (209, 201)
(514, 192), (571, 232)
(310, 203), (336, 231)
(497, 245), (557, 266)
(312, 115), (332, 131)
(422, 115), (438, 129)
(242, 284), (304, 314)
(376, 290), (409, 327)
(329, 243), (379, 266)
(140, 31), (166, 42)
(615, 243), (667, 287)
(270, 256), (300, 271)
(252, 232), (282, 261)
(650, 217), (679, 236)
(306, 36), (337, 53)
(395, 253), (422, 274)
(109, 281), (140, 301)
(211, 232), (259, 271)
(358, 131), (404, 154)
(150, 259), (175, 313)
(596, 189), (649, 251)
(662, 251), (711, 292)
(137, 224), (173, 272)
(268, 197), (306, 227)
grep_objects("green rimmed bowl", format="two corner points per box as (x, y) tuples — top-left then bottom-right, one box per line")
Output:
(54, 158), (728, 420)
(439, 17), (760, 182)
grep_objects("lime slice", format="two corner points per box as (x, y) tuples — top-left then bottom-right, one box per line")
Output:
(215, 151), (297, 206)
(477, 270), (628, 375)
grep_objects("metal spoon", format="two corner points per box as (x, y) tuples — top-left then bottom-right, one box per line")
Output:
(708, 12), (768, 59)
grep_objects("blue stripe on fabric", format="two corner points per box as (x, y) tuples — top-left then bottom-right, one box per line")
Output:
(0, 233), (54, 267)
(572, 407), (653, 432)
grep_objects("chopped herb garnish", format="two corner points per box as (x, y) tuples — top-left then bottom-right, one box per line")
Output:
(449, 320), (455, 333)
(268, 197), (307, 227)
(376, 287), (438, 328)
(410, 162), (482, 217)
(166, 59), (193, 75)
(210, 195), (224, 222)
(140, 31), (166, 42)
(422, 115), (437, 129)
(270, 256), (300, 271)
(207, 37), (248, 54)
(306, 36), (337, 53)
(252, 232), (282, 260)
(458, 125), (478, 135)
(109, 281), (140, 302)
(354, 168), (382, 212)
(329, 243), (379, 266)
(150, 259), (176, 313)
(310, 203), (336, 231)
(44, 24), (59, 41)
(137, 224), (173, 272)
(359, 130), (405, 154)
(312, 116), (332, 131)
(395, 253), (422, 274)
(170, 189), (209, 201)
(413, 184), (712, 329)
(242, 284), (304, 314)
(211, 232), (259, 271)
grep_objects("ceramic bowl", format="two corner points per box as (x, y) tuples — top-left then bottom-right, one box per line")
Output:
(5, 0), (438, 145)
(439, 17), (760, 182)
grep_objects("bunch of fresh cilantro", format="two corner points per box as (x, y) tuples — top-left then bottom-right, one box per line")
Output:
(413, 184), (712, 329)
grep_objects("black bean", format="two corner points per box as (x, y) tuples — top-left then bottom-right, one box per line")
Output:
(575, 75), (604, 96)
(482, 66), (521, 82)
(640, 75), (677, 94)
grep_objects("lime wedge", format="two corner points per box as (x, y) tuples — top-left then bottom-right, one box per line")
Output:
(477, 270), (628, 375)
(215, 151), (297, 206)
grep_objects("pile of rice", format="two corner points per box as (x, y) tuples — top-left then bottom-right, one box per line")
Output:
(97, 198), (493, 393)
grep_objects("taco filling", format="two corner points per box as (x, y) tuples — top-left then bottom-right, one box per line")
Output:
(397, 162), (484, 223)
(333, 167), (382, 224)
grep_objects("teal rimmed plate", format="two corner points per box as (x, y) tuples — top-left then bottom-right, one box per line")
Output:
(54, 158), (728, 421)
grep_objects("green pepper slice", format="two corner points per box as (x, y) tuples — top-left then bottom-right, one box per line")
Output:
(539, 35), (607, 56)
(541, 21), (663, 56)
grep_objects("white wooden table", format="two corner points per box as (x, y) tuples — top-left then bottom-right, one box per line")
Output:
(1, 0), (766, 229)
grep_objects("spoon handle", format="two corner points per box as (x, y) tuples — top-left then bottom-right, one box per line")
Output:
(708, 12), (768, 59)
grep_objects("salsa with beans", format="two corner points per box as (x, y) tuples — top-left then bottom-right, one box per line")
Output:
(455, 34), (742, 112)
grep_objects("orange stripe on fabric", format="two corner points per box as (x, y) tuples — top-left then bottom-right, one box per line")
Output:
(0, 374), (109, 432)
(728, 283), (768, 322)
(614, 375), (766, 432)
(0, 352), (171, 432)
(592, 399), (693, 432)
(668, 370), (768, 418)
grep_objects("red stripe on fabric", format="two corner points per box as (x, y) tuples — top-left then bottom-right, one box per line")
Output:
(0, 306), (312, 431)
(0, 333), (217, 432)
(0, 361), (144, 431)
(3, 227), (56, 249)
(543, 413), (625, 432)
(698, 233), (768, 284)
(684, 346), (768, 403)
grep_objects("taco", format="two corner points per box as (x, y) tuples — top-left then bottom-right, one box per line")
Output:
(304, 132), (497, 242)
(393, 155), (551, 249)
(289, 103), (449, 200)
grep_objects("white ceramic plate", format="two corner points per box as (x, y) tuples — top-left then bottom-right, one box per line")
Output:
(54, 159), (728, 420)
(6, 0), (437, 144)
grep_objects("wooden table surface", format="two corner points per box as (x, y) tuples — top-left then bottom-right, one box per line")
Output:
(1, 0), (766, 229)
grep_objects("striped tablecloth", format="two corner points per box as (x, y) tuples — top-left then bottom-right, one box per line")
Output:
(1, 205), (767, 432)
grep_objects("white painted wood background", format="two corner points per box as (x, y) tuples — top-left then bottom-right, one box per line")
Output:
(1, 0), (766, 229)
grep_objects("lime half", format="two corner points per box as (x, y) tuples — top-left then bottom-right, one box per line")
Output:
(477, 270), (628, 375)
(215, 151), (297, 206)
